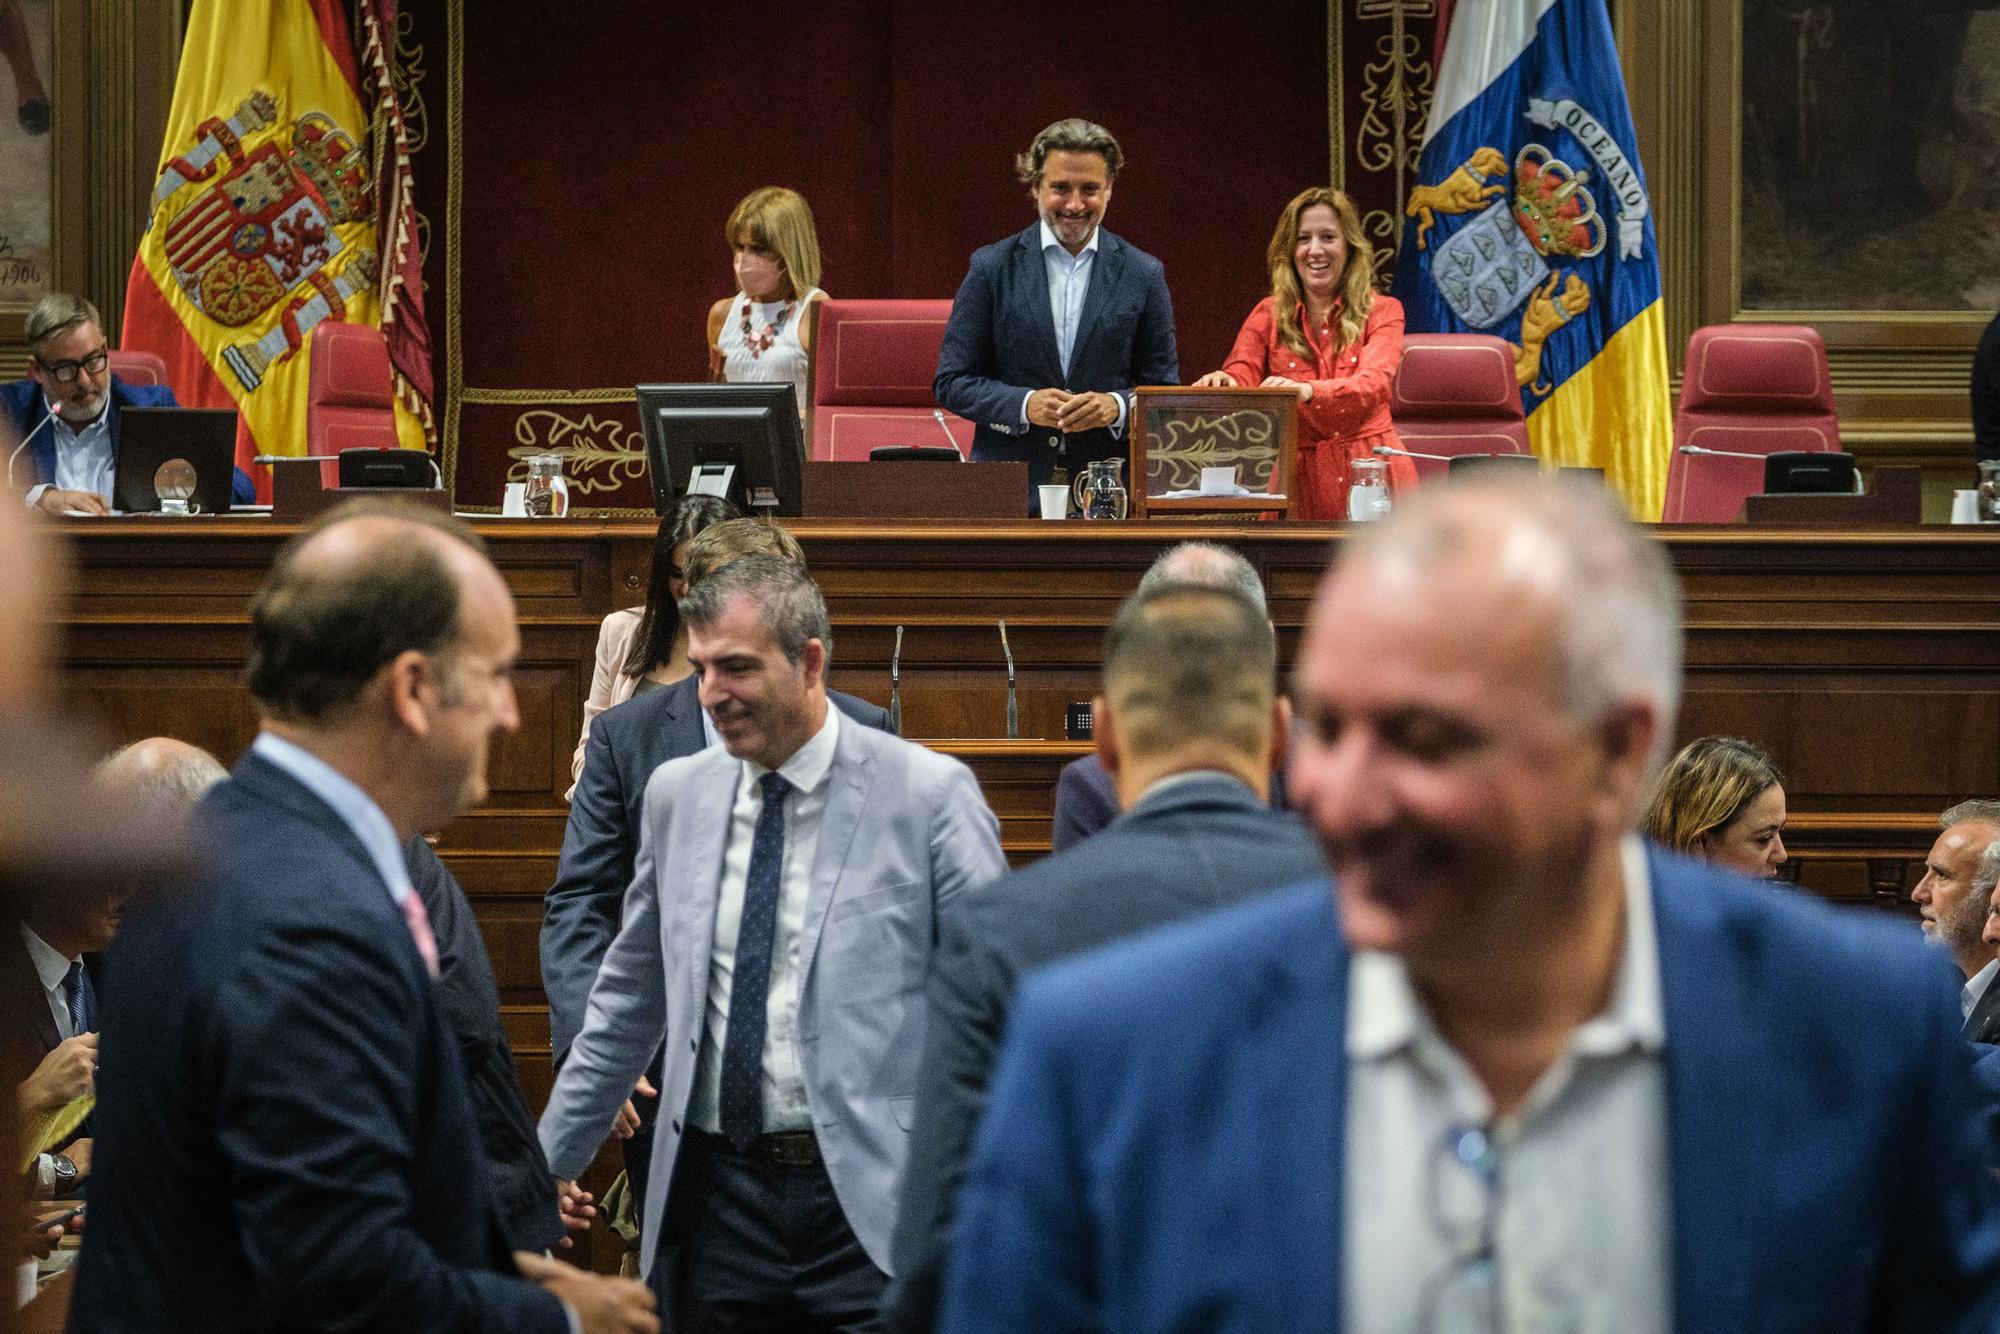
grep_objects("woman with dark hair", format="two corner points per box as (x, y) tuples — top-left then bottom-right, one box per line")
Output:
(1194, 187), (1411, 519)
(567, 493), (740, 791)
(1643, 735), (1790, 879)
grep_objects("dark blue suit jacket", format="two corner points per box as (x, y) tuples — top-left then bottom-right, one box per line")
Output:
(541, 675), (891, 1064)
(68, 751), (565, 1332)
(886, 774), (1324, 1333)
(933, 225), (1178, 492)
(1051, 752), (1287, 853)
(2, 375), (256, 504)
(940, 847), (2000, 1333)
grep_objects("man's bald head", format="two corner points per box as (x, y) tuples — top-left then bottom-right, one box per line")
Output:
(1136, 541), (1266, 614)
(1331, 474), (1682, 764)
(94, 737), (227, 822)
(247, 503), (495, 725)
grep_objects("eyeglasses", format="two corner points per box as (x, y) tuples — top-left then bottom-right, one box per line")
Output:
(38, 347), (108, 384)
(1418, 1123), (1502, 1334)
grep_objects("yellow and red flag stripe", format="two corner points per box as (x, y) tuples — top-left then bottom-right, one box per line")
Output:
(121, 0), (428, 498)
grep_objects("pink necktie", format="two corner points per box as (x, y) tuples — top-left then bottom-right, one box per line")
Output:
(399, 892), (440, 978)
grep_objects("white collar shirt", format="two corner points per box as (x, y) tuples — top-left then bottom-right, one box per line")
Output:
(47, 397), (116, 502)
(690, 705), (841, 1135)
(251, 732), (413, 908)
(1343, 834), (1672, 1334)
(1965, 957), (1998, 1021)
(1039, 217), (1100, 378)
(21, 925), (79, 1042)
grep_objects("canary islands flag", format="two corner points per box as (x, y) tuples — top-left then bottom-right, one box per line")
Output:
(1393, 0), (1671, 519)
(120, 0), (427, 498)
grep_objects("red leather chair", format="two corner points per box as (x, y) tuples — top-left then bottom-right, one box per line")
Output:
(1663, 324), (1838, 523)
(1388, 334), (1531, 481)
(106, 349), (171, 389)
(307, 322), (400, 475)
(809, 299), (973, 461)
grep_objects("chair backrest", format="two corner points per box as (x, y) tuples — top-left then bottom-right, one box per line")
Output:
(1388, 334), (1530, 481)
(809, 298), (973, 461)
(307, 322), (399, 473)
(1663, 323), (1838, 523)
(106, 349), (170, 389)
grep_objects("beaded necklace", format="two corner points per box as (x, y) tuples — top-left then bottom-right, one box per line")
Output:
(739, 296), (797, 358)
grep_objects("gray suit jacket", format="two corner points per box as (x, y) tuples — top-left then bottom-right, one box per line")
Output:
(542, 674), (888, 1064)
(538, 711), (1007, 1278)
(883, 773), (1324, 1331)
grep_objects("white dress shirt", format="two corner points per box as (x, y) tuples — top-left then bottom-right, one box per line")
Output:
(21, 924), (79, 1043)
(1344, 835), (1672, 1334)
(689, 705), (841, 1135)
(1964, 957), (1998, 1022)
(21, 398), (114, 507)
(1016, 218), (1128, 438)
(251, 732), (414, 910)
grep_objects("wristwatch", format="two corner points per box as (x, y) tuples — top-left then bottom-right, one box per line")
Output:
(50, 1153), (76, 1191)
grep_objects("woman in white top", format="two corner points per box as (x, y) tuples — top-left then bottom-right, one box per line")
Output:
(566, 492), (741, 794)
(706, 186), (827, 418)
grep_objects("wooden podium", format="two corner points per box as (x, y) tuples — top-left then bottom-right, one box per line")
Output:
(268, 456), (451, 521)
(1741, 466), (1923, 526)
(799, 460), (1029, 518)
(1129, 386), (1298, 518)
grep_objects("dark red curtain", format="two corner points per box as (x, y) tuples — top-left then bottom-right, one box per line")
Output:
(401, 2), (1440, 510)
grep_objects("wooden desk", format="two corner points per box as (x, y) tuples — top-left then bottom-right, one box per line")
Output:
(44, 515), (2000, 1128)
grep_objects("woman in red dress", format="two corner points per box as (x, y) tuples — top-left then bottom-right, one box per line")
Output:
(1194, 187), (1411, 520)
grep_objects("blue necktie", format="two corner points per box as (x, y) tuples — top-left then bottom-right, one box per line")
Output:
(62, 961), (92, 1035)
(720, 773), (792, 1151)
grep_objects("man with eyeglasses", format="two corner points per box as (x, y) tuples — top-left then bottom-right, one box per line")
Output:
(939, 473), (2000, 1333)
(2, 291), (253, 514)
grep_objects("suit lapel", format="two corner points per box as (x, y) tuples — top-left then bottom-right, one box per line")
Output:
(13, 936), (59, 1057)
(660, 676), (707, 758)
(676, 747), (737, 1025)
(1259, 895), (1347, 1325)
(1652, 850), (1764, 1333)
(1966, 971), (2000, 1044)
(1069, 230), (1127, 379)
(796, 721), (874, 989)
(1014, 228), (1065, 387)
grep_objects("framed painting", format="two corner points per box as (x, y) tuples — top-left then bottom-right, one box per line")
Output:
(0, 0), (52, 314)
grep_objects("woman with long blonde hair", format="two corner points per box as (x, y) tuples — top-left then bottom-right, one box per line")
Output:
(1194, 187), (1410, 519)
(706, 186), (827, 418)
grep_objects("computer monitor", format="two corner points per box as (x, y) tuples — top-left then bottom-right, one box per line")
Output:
(635, 382), (805, 517)
(1763, 450), (1856, 495)
(115, 407), (238, 514)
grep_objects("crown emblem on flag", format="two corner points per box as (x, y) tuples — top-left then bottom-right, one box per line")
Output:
(1512, 144), (1605, 260)
(290, 112), (371, 224)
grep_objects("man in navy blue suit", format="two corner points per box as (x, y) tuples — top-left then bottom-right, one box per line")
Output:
(934, 118), (1178, 501)
(69, 502), (656, 1333)
(941, 474), (2000, 1333)
(2, 292), (254, 514)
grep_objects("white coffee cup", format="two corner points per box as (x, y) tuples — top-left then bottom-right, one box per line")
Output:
(501, 482), (528, 518)
(1038, 484), (1070, 520)
(1200, 466), (1237, 495)
(1951, 489), (1980, 524)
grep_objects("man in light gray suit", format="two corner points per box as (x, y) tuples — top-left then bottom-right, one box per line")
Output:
(539, 554), (1006, 1331)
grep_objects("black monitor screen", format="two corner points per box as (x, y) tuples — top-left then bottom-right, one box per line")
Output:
(635, 382), (805, 517)
(1762, 450), (1855, 495)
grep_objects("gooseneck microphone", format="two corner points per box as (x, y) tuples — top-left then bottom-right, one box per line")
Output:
(997, 620), (1018, 741)
(1676, 444), (1770, 461)
(6, 410), (59, 491)
(932, 410), (965, 458)
(889, 625), (904, 737)
(1372, 444), (1454, 462)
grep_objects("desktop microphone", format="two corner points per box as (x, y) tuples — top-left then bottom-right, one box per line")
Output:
(5, 410), (59, 491)
(997, 620), (1018, 741)
(1372, 444), (1454, 463)
(889, 625), (904, 737)
(1676, 444), (1769, 461)
(932, 410), (965, 458)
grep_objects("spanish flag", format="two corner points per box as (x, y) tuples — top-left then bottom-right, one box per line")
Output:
(121, 0), (428, 497)
(1392, 0), (1673, 519)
